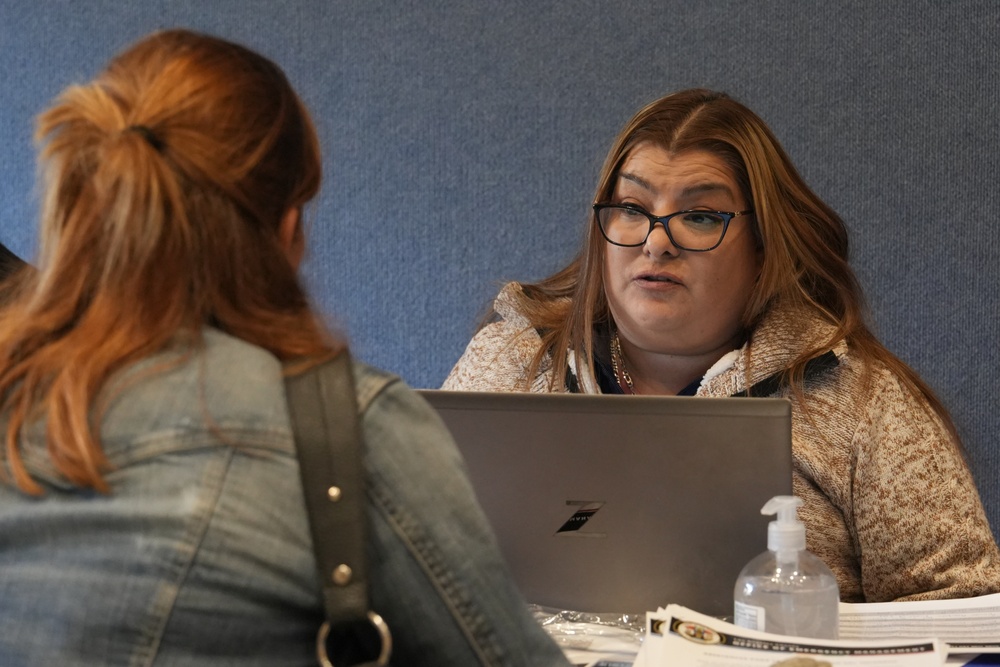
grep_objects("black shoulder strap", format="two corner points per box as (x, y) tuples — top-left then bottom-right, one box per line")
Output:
(284, 352), (391, 667)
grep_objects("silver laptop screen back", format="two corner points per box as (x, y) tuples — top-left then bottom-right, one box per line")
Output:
(419, 390), (793, 617)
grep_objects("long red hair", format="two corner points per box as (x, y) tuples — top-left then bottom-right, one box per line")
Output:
(0, 30), (338, 494)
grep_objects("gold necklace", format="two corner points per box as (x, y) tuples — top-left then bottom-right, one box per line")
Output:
(610, 330), (636, 394)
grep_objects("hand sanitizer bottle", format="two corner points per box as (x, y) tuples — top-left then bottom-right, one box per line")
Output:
(733, 495), (839, 639)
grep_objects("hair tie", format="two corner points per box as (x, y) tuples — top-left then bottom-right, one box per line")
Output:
(125, 125), (164, 153)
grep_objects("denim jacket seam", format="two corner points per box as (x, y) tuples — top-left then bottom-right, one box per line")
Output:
(105, 428), (293, 466)
(353, 366), (400, 414)
(367, 482), (505, 666)
(129, 447), (237, 667)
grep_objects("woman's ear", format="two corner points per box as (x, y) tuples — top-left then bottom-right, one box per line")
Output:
(278, 207), (305, 270)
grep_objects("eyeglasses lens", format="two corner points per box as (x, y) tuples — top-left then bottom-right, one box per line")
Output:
(598, 207), (726, 250)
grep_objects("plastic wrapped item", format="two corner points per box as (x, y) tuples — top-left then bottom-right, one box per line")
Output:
(531, 605), (644, 666)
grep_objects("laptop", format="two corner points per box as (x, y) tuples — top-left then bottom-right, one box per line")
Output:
(417, 390), (792, 617)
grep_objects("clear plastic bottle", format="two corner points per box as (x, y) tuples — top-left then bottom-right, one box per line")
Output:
(733, 495), (839, 639)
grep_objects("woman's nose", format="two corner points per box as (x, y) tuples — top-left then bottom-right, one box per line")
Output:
(643, 222), (681, 258)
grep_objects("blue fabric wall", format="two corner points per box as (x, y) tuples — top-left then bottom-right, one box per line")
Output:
(2, 1), (998, 540)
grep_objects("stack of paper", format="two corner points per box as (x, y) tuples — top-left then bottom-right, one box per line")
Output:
(839, 594), (1000, 654)
(634, 605), (945, 667)
(548, 594), (1000, 666)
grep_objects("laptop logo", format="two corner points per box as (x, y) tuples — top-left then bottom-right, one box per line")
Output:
(556, 501), (606, 537)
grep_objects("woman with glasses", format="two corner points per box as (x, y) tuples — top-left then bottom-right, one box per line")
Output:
(0, 29), (570, 666)
(443, 88), (1000, 603)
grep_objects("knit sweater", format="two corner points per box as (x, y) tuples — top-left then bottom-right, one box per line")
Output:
(443, 282), (1000, 602)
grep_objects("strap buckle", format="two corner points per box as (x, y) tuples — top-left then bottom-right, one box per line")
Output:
(316, 612), (392, 667)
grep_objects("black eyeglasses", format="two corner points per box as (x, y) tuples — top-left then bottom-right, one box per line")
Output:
(593, 203), (754, 252)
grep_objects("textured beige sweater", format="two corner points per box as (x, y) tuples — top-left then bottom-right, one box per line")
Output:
(443, 283), (1000, 602)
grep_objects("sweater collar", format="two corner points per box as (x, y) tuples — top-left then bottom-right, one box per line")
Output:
(698, 303), (847, 398)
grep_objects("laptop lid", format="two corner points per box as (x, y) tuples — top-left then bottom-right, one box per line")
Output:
(417, 390), (792, 617)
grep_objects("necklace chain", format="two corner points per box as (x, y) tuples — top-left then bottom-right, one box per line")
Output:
(610, 331), (635, 394)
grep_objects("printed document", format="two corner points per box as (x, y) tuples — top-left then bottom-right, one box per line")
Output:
(839, 593), (1000, 654)
(633, 605), (945, 667)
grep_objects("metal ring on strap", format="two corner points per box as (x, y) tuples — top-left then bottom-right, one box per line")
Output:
(316, 612), (392, 667)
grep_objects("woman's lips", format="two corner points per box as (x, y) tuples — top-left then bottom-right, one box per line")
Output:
(635, 271), (682, 286)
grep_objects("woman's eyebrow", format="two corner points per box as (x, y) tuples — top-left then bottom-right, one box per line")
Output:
(618, 173), (735, 200)
(680, 182), (734, 199)
(618, 171), (655, 192)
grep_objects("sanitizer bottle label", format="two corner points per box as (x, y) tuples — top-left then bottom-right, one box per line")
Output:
(734, 600), (765, 631)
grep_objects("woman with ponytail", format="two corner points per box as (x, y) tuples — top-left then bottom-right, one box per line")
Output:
(0, 30), (569, 667)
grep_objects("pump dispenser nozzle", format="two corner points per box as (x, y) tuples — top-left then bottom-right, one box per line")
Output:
(762, 495), (805, 556)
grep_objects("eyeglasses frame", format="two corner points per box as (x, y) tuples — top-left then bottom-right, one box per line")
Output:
(593, 203), (754, 252)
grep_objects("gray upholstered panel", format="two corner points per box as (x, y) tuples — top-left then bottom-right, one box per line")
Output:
(2, 1), (998, 539)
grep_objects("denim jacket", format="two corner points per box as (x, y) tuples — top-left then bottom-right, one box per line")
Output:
(0, 328), (569, 666)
